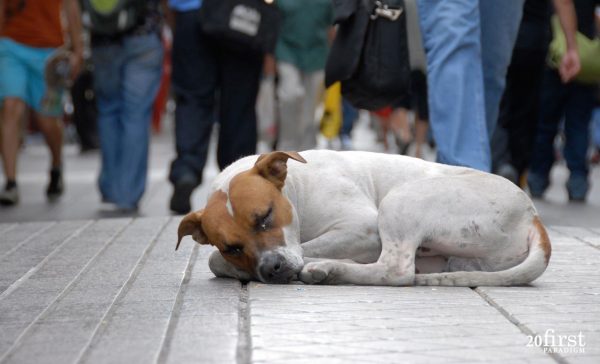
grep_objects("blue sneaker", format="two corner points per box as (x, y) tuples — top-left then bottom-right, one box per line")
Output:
(527, 172), (549, 199)
(566, 174), (589, 202)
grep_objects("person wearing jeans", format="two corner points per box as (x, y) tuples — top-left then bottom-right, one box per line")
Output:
(91, 2), (164, 211)
(528, 70), (596, 201)
(167, 0), (263, 214)
(528, 0), (597, 201)
(417, 0), (524, 172)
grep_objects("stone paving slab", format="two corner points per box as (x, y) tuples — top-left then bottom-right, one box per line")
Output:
(0, 217), (598, 363)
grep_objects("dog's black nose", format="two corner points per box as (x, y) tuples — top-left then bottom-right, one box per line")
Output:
(259, 252), (293, 284)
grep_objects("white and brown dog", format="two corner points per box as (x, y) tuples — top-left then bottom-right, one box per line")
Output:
(176, 150), (551, 286)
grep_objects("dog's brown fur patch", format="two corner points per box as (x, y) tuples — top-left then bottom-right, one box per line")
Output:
(533, 216), (551, 264)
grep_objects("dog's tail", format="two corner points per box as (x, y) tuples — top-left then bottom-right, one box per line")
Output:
(414, 216), (551, 287)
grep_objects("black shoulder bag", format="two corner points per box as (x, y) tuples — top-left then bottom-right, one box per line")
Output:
(198, 0), (282, 54)
(325, 0), (411, 110)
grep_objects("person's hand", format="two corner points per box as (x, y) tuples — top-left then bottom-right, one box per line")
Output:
(558, 48), (580, 83)
(69, 50), (84, 82)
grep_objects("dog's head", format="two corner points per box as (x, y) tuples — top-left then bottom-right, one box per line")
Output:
(176, 151), (307, 283)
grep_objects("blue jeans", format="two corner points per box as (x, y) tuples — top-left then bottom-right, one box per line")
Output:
(592, 107), (600, 148)
(417, 0), (523, 171)
(92, 33), (163, 209)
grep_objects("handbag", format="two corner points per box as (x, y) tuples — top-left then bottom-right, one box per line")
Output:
(548, 15), (600, 84)
(325, 0), (411, 110)
(199, 0), (282, 53)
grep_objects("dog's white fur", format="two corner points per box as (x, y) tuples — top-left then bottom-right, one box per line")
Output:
(205, 150), (550, 286)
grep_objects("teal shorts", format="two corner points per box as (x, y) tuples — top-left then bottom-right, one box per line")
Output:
(0, 37), (62, 116)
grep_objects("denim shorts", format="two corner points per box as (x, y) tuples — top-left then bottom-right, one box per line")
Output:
(0, 37), (61, 116)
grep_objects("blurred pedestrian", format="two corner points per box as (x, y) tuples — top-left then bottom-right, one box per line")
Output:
(275, 0), (333, 151)
(417, 0), (524, 172)
(87, 0), (165, 211)
(491, 0), (580, 187)
(168, 0), (264, 214)
(394, 0), (429, 159)
(528, 0), (599, 201)
(0, 0), (83, 205)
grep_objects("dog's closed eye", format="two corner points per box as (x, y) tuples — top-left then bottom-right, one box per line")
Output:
(255, 207), (273, 232)
(223, 244), (244, 256)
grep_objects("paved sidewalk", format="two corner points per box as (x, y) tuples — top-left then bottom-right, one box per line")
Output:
(0, 218), (598, 363)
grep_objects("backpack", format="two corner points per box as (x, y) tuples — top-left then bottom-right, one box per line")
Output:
(80, 0), (147, 36)
(325, 0), (411, 110)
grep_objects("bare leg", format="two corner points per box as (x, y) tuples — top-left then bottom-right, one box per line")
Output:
(1, 98), (26, 180)
(414, 118), (429, 159)
(34, 113), (63, 169)
(390, 108), (413, 145)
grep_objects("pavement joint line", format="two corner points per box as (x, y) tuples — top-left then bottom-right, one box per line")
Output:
(472, 287), (569, 364)
(0, 223), (18, 235)
(548, 226), (600, 251)
(0, 221), (57, 261)
(0, 219), (132, 363)
(74, 217), (172, 364)
(155, 243), (199, 364)
(0, 220), (90, 301)
(237, 283), (251, 364)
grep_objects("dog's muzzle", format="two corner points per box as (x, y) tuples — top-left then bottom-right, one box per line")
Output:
(258, 250), (299, 284)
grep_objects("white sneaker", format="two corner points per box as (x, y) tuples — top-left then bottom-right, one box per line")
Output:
(0, 185), (19, 206)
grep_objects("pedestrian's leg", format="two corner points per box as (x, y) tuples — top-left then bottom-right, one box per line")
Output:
(528, 69), (565, 197)
(35, 113), (65, 199)
(169, 11), (219, 187)
(35, 114), (63, 169)
(593, 108), (600, 149)
(562, 83), (595, 201)
(1, 97), (26, 182)
(298, 70), (324, 151)
(92, 43), (124, 204)
(276, 62), (304, 151)
(119, 34), (164, 209)
(417, 0), (489, 171)
(478, 0), (524, 136)
(507, 50), (546, 179)
(217, 50), (262, 169)
(414, 117), (428, 159)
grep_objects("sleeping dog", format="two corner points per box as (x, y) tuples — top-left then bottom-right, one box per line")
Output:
(176, 150), (551, 286)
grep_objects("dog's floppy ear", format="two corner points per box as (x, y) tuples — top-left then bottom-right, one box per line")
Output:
(254, 151), (307, 189)
(176, 210), (209, 250)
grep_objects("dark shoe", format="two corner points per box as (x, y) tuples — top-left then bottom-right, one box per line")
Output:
(0, 182), (19, 206)
(46, 168), (64, 201)
(527, 172), (549, 199)
(566, 175), (589, 202)
(170, 177), (196, 214)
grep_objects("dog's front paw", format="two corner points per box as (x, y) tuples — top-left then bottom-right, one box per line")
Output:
(299, 262), (334, 284)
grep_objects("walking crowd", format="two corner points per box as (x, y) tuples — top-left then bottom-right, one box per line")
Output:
(0, 0), (599, 214)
